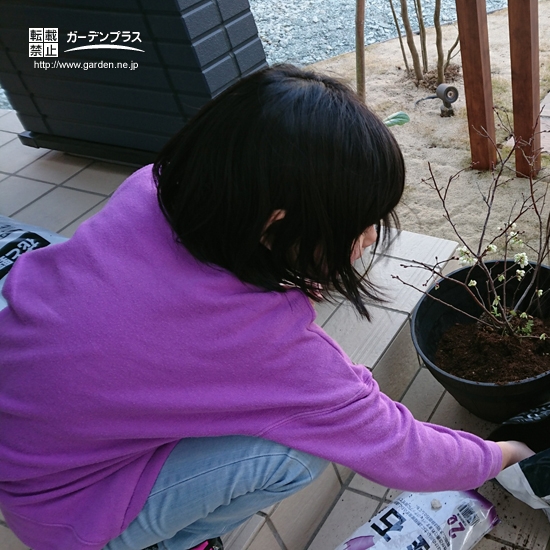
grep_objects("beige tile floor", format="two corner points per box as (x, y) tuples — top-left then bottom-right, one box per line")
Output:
(0, 107), (549, 550)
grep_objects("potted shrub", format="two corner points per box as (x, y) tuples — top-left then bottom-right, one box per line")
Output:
(397, 134), (550, 423)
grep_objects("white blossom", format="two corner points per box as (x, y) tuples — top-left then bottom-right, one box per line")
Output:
(456, 245), (476, 266)
(514, 252), (528, 268)
(509, 231), (524, 247)
(498, 222), (517, 231)
(538, 289), (544, 297)
(516, 269), (525, 280)
(486, 244), (497, 253)
(468, 280), (477, 287)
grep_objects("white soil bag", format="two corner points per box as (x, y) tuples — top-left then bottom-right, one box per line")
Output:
(497, 449), (550, 521)
(335, 490), (498, 550)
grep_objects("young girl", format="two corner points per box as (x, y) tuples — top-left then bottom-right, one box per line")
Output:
(0, 65), (531, 550)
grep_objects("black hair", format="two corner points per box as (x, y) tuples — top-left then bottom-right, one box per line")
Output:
(154, 64), (405, 318)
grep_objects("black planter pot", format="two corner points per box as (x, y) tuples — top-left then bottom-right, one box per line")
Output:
(411, 261), (550, 423)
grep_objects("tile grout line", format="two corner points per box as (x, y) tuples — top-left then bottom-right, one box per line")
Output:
(372, 496), (393, 517)
(1, 150), (52, 177)
(396, 366), (423, 403)
(2, 153), (130, 195)
(56, 199), (109, 234)
(0, 135), (18, 148)
(7, 191), (106, 237)
(343, 486), (387, 505)
(304, 482), (348, 550)
(53, 184), (111, 198)
(7, 184), (102, 220)
(369, 317), (409, 372)
(317, 307), (341, 329)
(304, 463), (387, 550)
(5, 157), (111, 220)
(59, 158), (98, 187)
(1, 173), (112, 199)
(331, 463), (344, 485)
(303, 486), (393, 550)
(10, 152), (95, 184)
(8, 186), (60, 218)
(426, 390), (448, 424)
(258, 514), (289, 550)
(486, 533), (534, 550)
(0, 129), (24, 136)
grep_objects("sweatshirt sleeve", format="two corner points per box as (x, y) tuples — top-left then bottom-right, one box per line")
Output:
(257, 322), (503, 493)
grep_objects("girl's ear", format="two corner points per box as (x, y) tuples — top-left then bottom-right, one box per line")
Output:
(265, 209), (286, 227)
(261, 209), (286, 248)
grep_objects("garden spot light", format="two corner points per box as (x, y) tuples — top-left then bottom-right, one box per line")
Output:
(414, 84), (459, 117)
(436, 84), (459, 117)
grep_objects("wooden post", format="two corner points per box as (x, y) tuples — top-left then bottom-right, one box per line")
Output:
(508, 0), (541, 177)
(455, 0), (496, 170)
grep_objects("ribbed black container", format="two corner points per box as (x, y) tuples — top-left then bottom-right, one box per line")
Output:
(0, 0), (267, 164)
(411, 261), (550, 423)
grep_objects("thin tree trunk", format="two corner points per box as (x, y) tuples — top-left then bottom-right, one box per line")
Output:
(356, 0), (366, 101)
(414, 0), (428, 73)
(388, 0), (410, 74)
(399, 0), (423, 82)
(444, 34), (460, 73)
(434, 0), (445, 84)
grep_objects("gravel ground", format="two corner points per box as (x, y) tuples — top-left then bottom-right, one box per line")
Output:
(0, 0), (508, 110)
(249, 0), (507, 66)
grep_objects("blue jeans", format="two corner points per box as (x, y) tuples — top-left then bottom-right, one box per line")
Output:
(105, 436), (328, 550)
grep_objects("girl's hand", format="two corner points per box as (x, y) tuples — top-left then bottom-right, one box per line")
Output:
(496, 440), (536, 470)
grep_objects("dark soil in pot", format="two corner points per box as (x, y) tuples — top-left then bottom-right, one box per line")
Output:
(435, 316), (550, 384)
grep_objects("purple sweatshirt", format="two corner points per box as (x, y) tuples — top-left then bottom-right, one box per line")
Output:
(0, 166), (502, 550)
